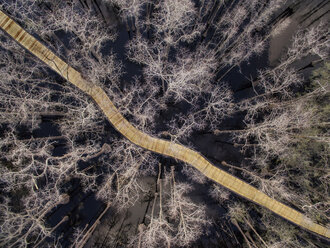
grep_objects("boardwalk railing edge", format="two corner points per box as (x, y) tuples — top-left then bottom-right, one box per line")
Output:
(0, 9), (329, 239)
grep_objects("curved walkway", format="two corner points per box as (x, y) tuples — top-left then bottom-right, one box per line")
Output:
(0, 10), (329, 239)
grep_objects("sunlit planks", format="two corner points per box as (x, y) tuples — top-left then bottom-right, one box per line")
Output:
(1, 9), (329, 239)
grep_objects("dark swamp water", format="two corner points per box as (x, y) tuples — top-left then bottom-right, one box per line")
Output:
(4, 0), (329, 247)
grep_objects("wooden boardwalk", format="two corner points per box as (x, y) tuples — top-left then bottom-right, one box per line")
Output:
(0, 10), (329, 239)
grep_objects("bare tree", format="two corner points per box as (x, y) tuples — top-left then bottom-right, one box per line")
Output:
(167, 168), (211, 246)
(131, 166), (211, 247)
(151, 0), (202, 45)
(0, 183), (69, 247)
(206, 0), (287, 76)
(209, 183), (231, 204)
(96, 139), (157, 210)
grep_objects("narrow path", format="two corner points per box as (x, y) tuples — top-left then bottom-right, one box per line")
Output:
(0, 10), (328, 239)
